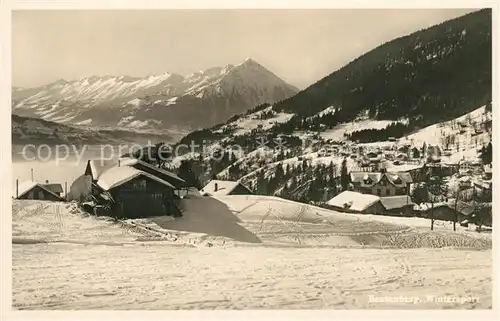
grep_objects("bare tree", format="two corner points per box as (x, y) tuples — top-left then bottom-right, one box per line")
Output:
(426, 175), (447, 231)
(449, 185), (469, 231)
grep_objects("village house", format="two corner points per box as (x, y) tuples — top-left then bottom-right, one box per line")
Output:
(379, 195), (414, 216)
(349, 170), (413, 197)
(95, 165), (181, 218)
(14, 181), (64, 201)
(413, 200), (474, 223)
(119, 157), (187, 190)
(70, 158), (189, 218)
(386, 163), (423, 182)
(325, 191), (385, 214)
(200, 180), (253, 197)
(458, 159), (483, 175)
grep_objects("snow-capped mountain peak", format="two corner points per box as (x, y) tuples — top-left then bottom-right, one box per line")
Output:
(12, 58), (299, 132)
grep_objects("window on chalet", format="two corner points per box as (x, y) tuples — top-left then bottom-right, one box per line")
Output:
(134, 179), (147, 190)
(376, 189), (381, 196)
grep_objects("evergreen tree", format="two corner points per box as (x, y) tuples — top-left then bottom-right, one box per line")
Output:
(479, 142), (492, 164)
(177, 160), (201, 189)
(340, 158), (349, 191)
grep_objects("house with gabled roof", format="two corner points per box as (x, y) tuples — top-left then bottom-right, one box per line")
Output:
(200, 180), (253, 197)
(325, 191), (384, 214)
(119, 157), (187, 189)
(96, 165), (180, 218)
(379, 195), (414, 216)
(349, 170), (412, 197)
(14, 181), (64, 201)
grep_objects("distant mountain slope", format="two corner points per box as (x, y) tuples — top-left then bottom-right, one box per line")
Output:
(12, 114), (174, 146)
(272, 9), (491, 127)
(12, 58), (298, 131)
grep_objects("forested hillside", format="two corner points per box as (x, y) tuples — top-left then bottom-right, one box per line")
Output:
(272, 9), (491, 129)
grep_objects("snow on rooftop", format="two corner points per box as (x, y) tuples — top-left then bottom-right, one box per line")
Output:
(97, 166), (175, 191)
(13, 181), (63, 199)
(326, 191), (381, 212)
(200, 180), (245, 197)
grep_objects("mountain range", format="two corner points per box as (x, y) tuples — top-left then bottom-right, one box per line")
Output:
(12, 58), (299, 133)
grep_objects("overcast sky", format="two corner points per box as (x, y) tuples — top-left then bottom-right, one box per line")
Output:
(12, 9), (478, 89)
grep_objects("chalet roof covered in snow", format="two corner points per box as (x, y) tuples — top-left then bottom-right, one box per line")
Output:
(379, 195), (413, 210)
(200, 180), (251, 197)
(326, 191), (381, 212)
(97, 166), (175, 191)
(14, 181), (63, 200)
(119, 157), (186, 187)
(350, 172), (382, 185)
(85, 159), (116, 180)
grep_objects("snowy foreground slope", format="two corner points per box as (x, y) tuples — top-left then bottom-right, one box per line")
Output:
(12, 198), (492, 309)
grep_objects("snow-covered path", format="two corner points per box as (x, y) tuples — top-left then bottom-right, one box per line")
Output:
(13, 243), (491, 310)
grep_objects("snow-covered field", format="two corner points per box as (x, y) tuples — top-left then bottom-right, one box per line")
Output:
(319, 119), (395, 141)
(12, 196), (492, 310)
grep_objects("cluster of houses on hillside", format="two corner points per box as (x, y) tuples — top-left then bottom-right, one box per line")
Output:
(13, 136), (492, 228)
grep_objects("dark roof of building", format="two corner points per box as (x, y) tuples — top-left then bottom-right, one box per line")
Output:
(380, 195), (413, 210)
(41, 183), (63, 194)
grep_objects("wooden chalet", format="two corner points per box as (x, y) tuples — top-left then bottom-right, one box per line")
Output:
(379, 195), (414, 216)
(95, 165), (181, 218)
(70, 158), (189, 218)
(14, 181), (64, 201)
(118, 157), (187, 190)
